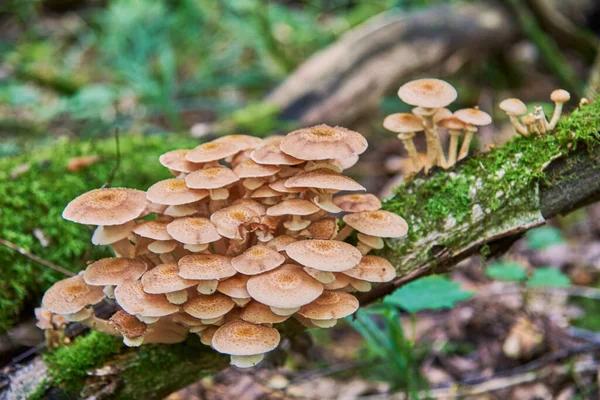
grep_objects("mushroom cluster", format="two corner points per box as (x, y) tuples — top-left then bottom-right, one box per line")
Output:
(39, 126), (408, 368)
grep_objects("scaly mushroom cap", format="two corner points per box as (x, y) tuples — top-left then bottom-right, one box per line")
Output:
(266, 199), (320, 217)
(454, 108), (492, 126)
(343, 210), (408, 238)
(286, 240), (362, 272)
(231, 245), (285, 275)
(63, 188), (147, 226)
(141, 263), (198, 294)
(342, 255), (396, 282)
(397, 78), (457, 109)
(178, 254), (237, 280)
(186, 141), (240, 163)
(110, 310), (147, 338)
(146, 179), (209, 205)
(303, 217), (338, 240)
(298, 291), (359, 320)
(217, 274), (251, 299)
(210, 205), (260, 239)
(437, 117), (466, 130)
(42, 274), (105, 315)
(246, 264), (323, 308)
(233, 159), (280, 178)
(265, 235), (297, 252)
(133, 220), (173, 241)
(183, 293), (235, 320)
(550, 89), (570, 103)
(332, 194), (381, 213)
(499, 98), (527, 116)
(83, 258), (148, 286)
(185, 166), (239, 189)
(383, 113), (424, 133)
(280, 124), (368, 161)
(213, 134), (263, 151)
(114, 280), (179, 317)
(251, 138), (304, 166)
(285, 169), (365, 192)
(159, 149), (201, 173)
(231, 199), (267, 216)
(172, 312), (205, 327)
(240, 301), (290, 324)
(166, 217), (221, 245)
(212, 320), (280, 356)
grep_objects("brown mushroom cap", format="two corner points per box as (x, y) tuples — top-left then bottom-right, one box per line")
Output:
(186, 141), (240, 163)
(42, 274), (105, 315)
(265, 235), (297, 252)
(342, 255), (396, 282)
(433, 108), (454, 124)
(146, 179), (209, 206)
(172, 312), (205, 327)
(210, 205), (260, 239)
(269, 179), (307, 194)
(437, 117), (466, 130)
(298, 291), (359, 320)
(231, 245), (285, 275)
(212, 320), (280, 356)
(550, 89), (570, 103)
(285, 240), (362, 272)
(185, 166), (239, 189)
(323, 273), (351, 290)
(343, 210), (408, 238)
(233, 159), (280, 178)
(280, 124), (368, 161)
(246, 264), (323, 308)
(251, 185), (283, 199)
(183, 293), (235, 320)
(266, 199), (320, 217)
(213, 134), (263, 151)
(303, 217), (338, 240)
(110, 310), (147, 338)
(63, 188), (147, 226)
(141, 263), (198, 294)
(251, 139), (304, 166)
(454, 108), (492, 126)
(84, 258), (148, 286)
(159, 150), (201, 173)
(383, 113), (424, 133)
(332, 154), (359, 170)
(285, 169), (365, 192)
(499, 98), (527, 116)
(133, 220), (173, 241)
(217, 274), (251, 299)
(166, 217), (221, 245)
(178, 254), (237, 280)
(114, 280), (179, 317)
(397, 78), (457, 109)
(332, 193), (381, 213)
(240, 301), (290, 324)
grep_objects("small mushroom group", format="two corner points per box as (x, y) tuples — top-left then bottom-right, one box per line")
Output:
(40, 125), (408, 368)
(383, 78), (492, 171)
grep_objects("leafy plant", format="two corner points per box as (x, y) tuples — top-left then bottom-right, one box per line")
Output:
(525, 226), (565, 250)
(486, 261), (527, 282)
(527, 267), (571, 288)
(385, 275), (474, 312)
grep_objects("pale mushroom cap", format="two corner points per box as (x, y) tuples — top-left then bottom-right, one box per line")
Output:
(285, 240), (362, 272)
(499, 98), (527, 116)
(454, 108), (492, 126)
(42, 274), (105, 315)
(172, 312), (205, 327)
(213, 134), (263, 151)
(230, 199), (267, 216)
(332, 154), (359, 170)
(397, 78), (457, 108)
(83, 258), (148, 286)
(133, 220), (173, 241)
(240, 301), (290, 324)
(304, 217), (338, 240)
(159, 150), (201, 173)
(285, 169), (365, 192)
(212, 320), (280, 356)
(550, 89), (570, 103)
(437, 117), (466, 130)
(269, 179), (307, 194)
(114, 280), (179, 317)
(298, 291), (359, 320)
(343, 210), (408, 238)
(217, 274), (251, 299)
(110, 310), (147, 338)
(265, 235), (298, 252)
(186, 141), (240, 163)
(185, 166), (239, 189)
(251, 185), (283, 199)
(210, 205), (259, 239)
(141, 263), (198, 294)
(233, 159), (280, 178)
(433, 108), (454, 124)
(251, 139), (304, 166)
(280, 124), (368, 161)
(183, 293), (235, 320)
(383, 113), (424, 133)
(231, 245), (285, 275)
(146, 179), (209, 206)
(178, 254), (237, 280)
(266, 199), (320, 217)
(332, 193), (381, 213)
(323, 273), (351, 290)
(91, 221), (135, 245)
(63, 188), (147, 226)
(342, 255), (396, 282)
(246, 264), (323, 308)
(166, 217), (221, 245)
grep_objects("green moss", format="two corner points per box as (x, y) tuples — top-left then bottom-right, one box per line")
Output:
(0, 134), (198, 332)
(27, 380), (49, 400)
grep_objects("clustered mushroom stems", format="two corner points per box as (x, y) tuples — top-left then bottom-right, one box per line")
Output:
(40, 127), (407, 368)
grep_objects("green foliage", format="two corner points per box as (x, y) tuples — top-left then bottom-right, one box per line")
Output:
(486, 261), (527, 282)
(0, 134), (197, 332)
(527, 267), (571, 288)
(385, 275), (474, 313)
(525, 226), (565, 250)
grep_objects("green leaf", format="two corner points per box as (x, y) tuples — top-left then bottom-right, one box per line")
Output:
(486, 261), (527, 282)
(525, 226), (565, 250)
(527, 267), (571, 288)
(385, 275), (474, 313)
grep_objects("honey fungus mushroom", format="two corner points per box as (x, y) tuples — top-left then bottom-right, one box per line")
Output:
(178, 254), (237, 294)
(298, 291), (359, 328)
(183, 293), (235, 325)
(499, 98), (528, 136)
(454, 107), (492, 161)
(62, 188), (147, 226)
(212, 320), (280, 368)
(110, 310), (148, 347)
(83, 257), (147, 298)
(42, 274), (105, 322)
(114, 280), (179, 324)
(141, 263), (199, 305)
(340, 210), (409, 255)
(383, 113), (424, 172)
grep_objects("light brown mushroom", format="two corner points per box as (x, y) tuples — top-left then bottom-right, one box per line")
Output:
(231, 245), (285, 275)
(342, 255), (396, 292)
(91, 221), (136, 246)
(217, 274), (252, 307)
(63, 188), (147, 226)
(332, 193), (381, 213)
(212, 320), (280, 368)
(437, 117), (466, 167)
(141, 263), (198, 305)
(159, 149), (202, 174)
(383, 113), (424, 171)
(240, 301), (290, 325)
(42, 274), (105, 321)
(454, 107), (492, 161)
(114, 280), (179, 324)
(266, 199), (320, 231)
(299, 217), (338, 240)
(133, 220), (173, 241)
(499, 98), (528, 136)
(251, 138), (304, 166)
(178, 254), (237, 294)
(213, 134), (263, 151)
(146, 179), (208, 206)
(285, 240), (362, 282)
(166, 217), (221, 245)
(185, 166), (239, 202)
(210, 205), (260, 240)
(548, 89), (570, 130)
(183, 293), (235, 325)
(298, 291), (359, 328)
(342, 210), (408, 239)
(110, 310), (148, 347)
(83, 257), (147, 298)
(186, 141), (240, 163)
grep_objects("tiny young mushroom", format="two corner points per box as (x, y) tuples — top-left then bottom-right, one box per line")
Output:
(382, 113), (425, 172)
(212, 320), (280, 368)
(548, 89), (571, 130)
(185, 165), (239, 200)
(183, 293), (235, 325)
(114, 280), (179, 324)
(83, 257), (148, 298)
(533, 106), (548, 134)
(437, 117), (466, 167)
(178, 254), (237, 294)
(185, 141), (241, 164)
(454, 107), (492, 161)
(109, 310), (148, 347)
(146, 178), (209, 206)
(217, 274), (252, 307)
(332, 193), (381, 213)
(297, 291), (359, 328)
(498, 98), (528, 136)
(141, 263), (199, 305)
(342, 255), (396, 292)
(231, 245), (285, 275)
(159, 149), (202, 175)
(266, 198), (320, 232)
(42, 274), (105, 322)
(340, 210), (409, 256)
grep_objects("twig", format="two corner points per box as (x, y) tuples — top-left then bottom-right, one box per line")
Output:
(0, 238), (74, 277)
(102, 127), (121, 189)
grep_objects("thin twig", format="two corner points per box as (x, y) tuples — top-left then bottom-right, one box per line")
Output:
(0, 238), (74, 277)
(102, 127), (121, 189)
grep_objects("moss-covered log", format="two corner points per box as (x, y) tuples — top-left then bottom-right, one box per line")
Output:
(3, 102), (600, 399)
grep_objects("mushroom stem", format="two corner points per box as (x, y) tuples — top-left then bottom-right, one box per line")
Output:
(458, 128), (476, 161)
(284, 215), (311, 231)
(312, 192), (342, 213)
(447, 130), (462, 166)
(232, 297), (251, 307)
(398, 133), (422, 172)
(423, 114), (447, 168)
(65, 307), (94, 322)
(123, 336), (145, 347)
(548, 102), (564, 130)
(508, 115), (529, 136)
(209, 188), (229, 201)
(270, 306), (300, 316)
(103, 285), (115, 299)
(230, 354), (265, 368)
(197, 279), (219, 295)
(165, 290), (188, 305)
(356, 242), (374, 256)
(349, 278), (372, 292)
(335, 224), (354, 241)
(534, 106), (547, 134)
(311, 319), (338, 328)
